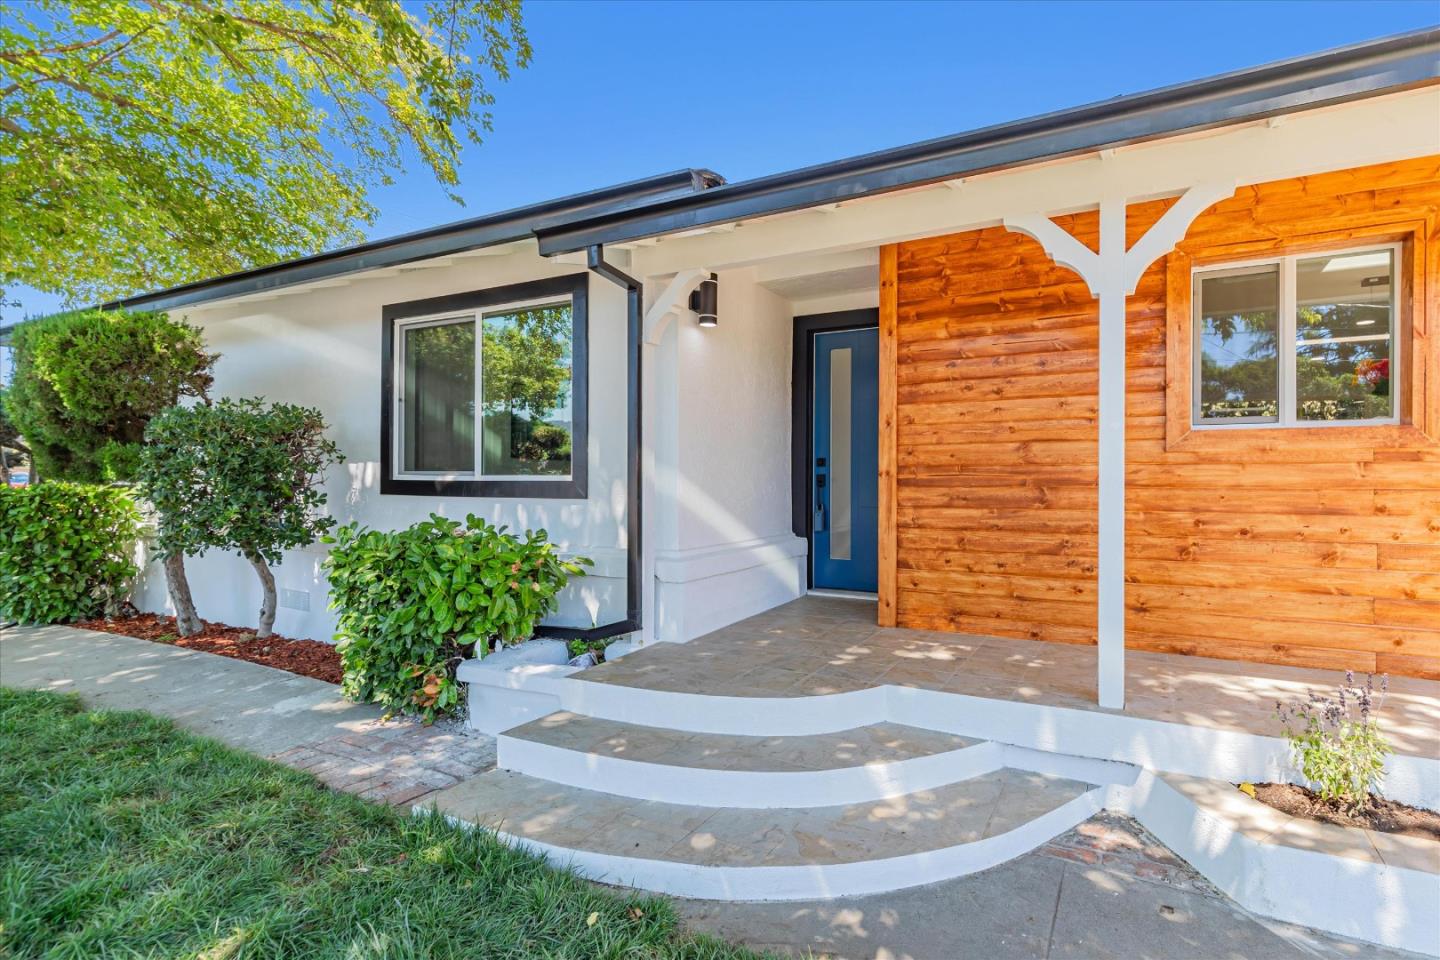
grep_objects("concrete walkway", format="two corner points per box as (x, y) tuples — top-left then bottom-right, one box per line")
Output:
(0, 623), (1422, 960)
(0, 624), (494, 805)
(678, 814), (1414, 960)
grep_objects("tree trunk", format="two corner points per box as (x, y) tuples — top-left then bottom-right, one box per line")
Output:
(246, 551), (277, 639)
(163, 552), (203, 636)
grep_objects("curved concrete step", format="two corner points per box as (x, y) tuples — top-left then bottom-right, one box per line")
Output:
(425, 766), (1102, 901)
(498, 712), (992, 807)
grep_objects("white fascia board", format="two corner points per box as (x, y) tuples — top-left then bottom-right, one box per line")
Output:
(630, 87), (1440, 277)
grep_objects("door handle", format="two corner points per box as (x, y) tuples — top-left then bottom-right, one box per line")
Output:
(815, 472), (827, 532)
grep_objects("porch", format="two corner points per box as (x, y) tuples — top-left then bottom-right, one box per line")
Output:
(581, 596), (1440, 758)
(446, 595), (1439, 951)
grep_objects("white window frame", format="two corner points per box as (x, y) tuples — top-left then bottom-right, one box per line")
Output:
(1191, 241), (1402, 430)
(392, 293), (576, 482)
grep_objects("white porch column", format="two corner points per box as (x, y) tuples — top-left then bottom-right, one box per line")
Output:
(1004, 182), (1233, 709)
(638, 269), (711, 646)
(1094, 197), (1128, 710)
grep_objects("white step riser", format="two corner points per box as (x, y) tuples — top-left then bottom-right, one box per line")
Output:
(436, 788), (1105, 902)
(471, 669), (1439, 810)
(559, 677), (888, 737)
(496, 735), (1005, 808)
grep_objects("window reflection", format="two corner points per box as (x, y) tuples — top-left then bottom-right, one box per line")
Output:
(481, 303), (573, 477)
(1295, 250), (1393, 421)
(1196, 266), (1280, 421)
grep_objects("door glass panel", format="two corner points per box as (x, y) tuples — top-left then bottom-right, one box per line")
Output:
(1295, 249), (1394, 421)
(829, 347), (852, 560)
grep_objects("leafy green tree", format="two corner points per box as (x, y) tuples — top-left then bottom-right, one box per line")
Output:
(140, 398), (343, 638)
(1, 0), (530, 306)
(3, 309), (215, 481)
(4, 307), (217, 633)
(480, 305), (572, 472)
(481, 306), (572, 422)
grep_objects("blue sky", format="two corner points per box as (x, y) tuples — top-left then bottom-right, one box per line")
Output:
(10, 0), (1437, 320)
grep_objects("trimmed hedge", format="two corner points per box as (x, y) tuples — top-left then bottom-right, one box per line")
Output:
(0, 482), (141, 624)
(323, 514), (589, 720)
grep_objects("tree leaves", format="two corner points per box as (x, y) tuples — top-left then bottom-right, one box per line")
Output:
(0, 0), (531, 306)
(137, 397), (343, 564)
(2, 308), (216, 481)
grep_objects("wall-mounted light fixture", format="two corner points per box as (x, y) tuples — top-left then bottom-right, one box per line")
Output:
(689, 273), (718, 327)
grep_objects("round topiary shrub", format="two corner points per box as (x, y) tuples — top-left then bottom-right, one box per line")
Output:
(0, 482), (142, 624)
(322, 513), (589, 721)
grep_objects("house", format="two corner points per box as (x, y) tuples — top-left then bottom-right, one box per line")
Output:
(108, 29), (1438, 953)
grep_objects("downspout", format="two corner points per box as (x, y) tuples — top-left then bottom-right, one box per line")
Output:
(534, 243), (643, 641)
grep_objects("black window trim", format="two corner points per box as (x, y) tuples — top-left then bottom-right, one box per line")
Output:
(380, 273), (589, 499)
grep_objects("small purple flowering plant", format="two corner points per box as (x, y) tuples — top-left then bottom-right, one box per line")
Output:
(1276, 671), (1391, 810)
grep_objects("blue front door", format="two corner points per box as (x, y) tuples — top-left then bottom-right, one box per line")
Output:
(812, 328), (879, 592)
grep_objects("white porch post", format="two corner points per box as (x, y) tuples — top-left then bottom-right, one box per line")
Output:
(1004, 182), (1233, 710)
(638, 269), (711, 646)
(1094, 197), (1128, 709)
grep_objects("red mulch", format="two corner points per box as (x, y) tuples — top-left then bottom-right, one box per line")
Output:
(1250, 782), (1440, 841)
(72, 613), (343, 684)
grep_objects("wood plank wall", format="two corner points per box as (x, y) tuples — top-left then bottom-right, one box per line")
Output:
(888, 156), (1440, 678)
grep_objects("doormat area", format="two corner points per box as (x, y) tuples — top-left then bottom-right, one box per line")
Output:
(72, 613), (342, 684)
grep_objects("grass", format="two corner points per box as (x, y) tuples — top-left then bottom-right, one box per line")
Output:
(0, 688), (764, 959)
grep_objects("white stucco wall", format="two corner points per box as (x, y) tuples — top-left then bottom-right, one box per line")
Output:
(674, 268), (794, 552)
(133, 249), (631, 641)
(649, 267), (807, 641)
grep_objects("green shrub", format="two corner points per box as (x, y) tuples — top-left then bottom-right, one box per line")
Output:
(0, 482), (141, 623)
(322, 514), (590, 720)
(140, 398), (342, 638)
(1276, 672), (1391, 810)
(4, 309), (215, 481)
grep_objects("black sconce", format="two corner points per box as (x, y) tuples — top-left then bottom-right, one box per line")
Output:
(689, 273), (718, 327)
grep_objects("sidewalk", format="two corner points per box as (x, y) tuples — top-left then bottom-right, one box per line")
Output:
(0, 624), (495, 807)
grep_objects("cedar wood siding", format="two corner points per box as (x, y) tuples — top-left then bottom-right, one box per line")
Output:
(886, 156), (1440, 680)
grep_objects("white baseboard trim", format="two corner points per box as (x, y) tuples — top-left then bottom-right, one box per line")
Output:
(653, 533), (807, 583)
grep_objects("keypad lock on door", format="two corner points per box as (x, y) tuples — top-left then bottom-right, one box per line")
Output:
(814, 459), (827, 532)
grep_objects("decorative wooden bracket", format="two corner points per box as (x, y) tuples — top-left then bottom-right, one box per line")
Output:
(1001, 181), (1235, 710)
(643, 269), (711, 345)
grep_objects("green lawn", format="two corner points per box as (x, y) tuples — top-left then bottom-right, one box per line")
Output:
(0, 688), (763, 959)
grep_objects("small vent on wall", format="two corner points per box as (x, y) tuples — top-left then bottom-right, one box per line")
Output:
(279, 588), (311, 612)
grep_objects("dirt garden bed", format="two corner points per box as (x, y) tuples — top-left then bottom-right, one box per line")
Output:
(72, 613), (342, 684)
(1247, 782), (1440, 841)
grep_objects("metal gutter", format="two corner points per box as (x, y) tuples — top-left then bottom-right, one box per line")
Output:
(534, 27), (1440, 255)
(99, 168), (722, 313)
(533, 244), (644, 642)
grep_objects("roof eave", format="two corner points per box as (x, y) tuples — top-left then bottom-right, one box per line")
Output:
(534, 27), (1440, 256)
(102, 168), (723, 313)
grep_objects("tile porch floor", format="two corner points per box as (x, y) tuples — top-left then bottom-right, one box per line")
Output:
(579, 596), (1440, 759)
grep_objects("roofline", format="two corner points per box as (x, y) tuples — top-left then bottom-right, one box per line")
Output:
(101, 168), (724, 313)
(534, 27), (1440, 255)
(13, 27), (1436, 325)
